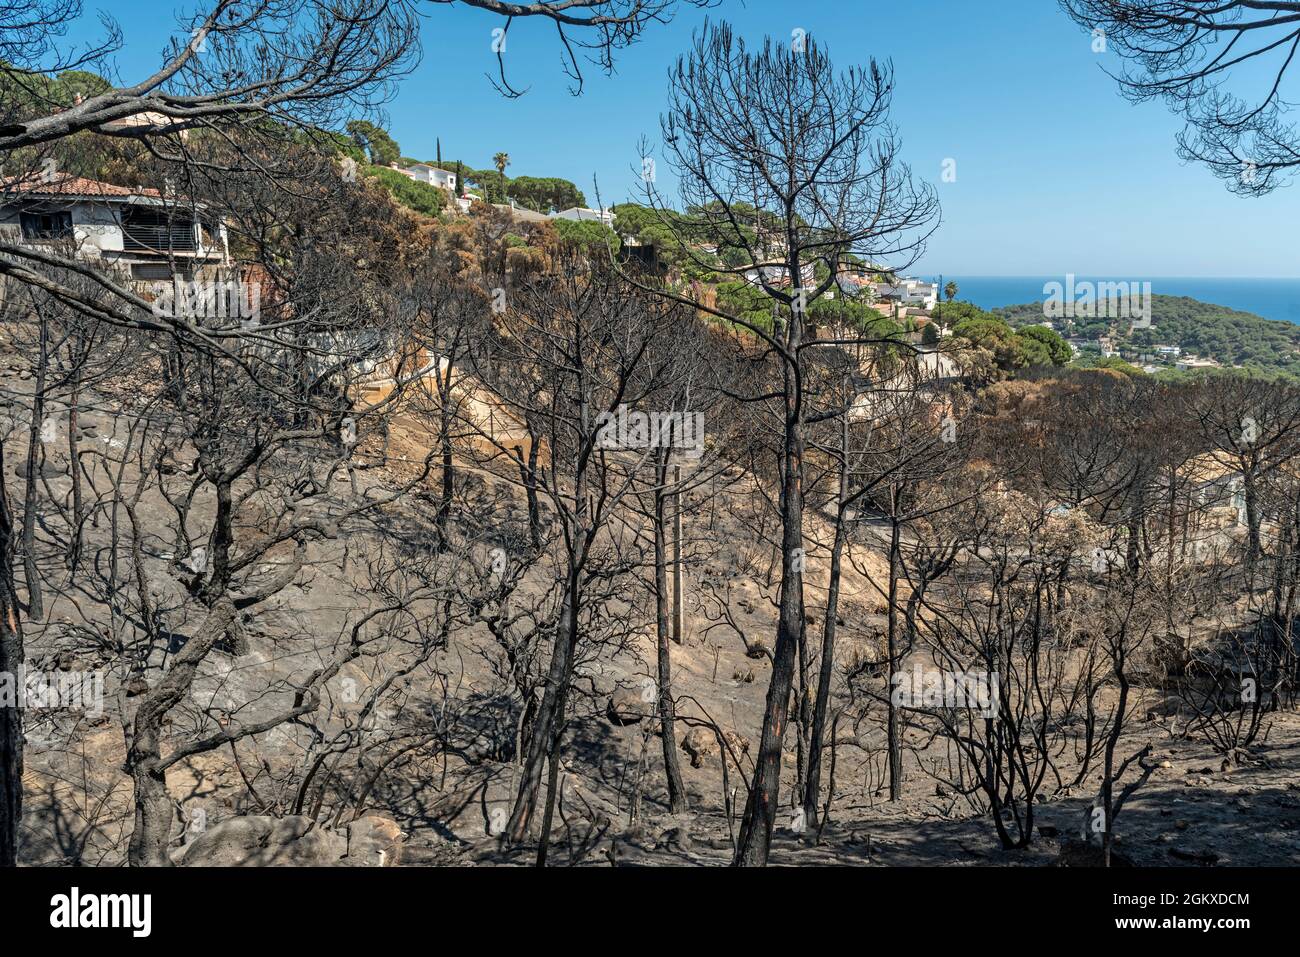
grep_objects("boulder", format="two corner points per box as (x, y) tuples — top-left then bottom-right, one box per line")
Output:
(681, 727), (749, 768)
(606, 687), (652, 726)
(346, 814), (405, 867)
(721, 730), (751, 760)
(181, 815), (347, 867)
(681, 727), (716, 768)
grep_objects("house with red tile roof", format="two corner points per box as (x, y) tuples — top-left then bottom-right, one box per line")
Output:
(0, 173), (230, 285)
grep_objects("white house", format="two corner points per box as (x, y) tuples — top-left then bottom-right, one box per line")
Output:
(0, 174), (230, 285)
(400, 164), (457, 192)
(871, 278), (939, 311)
(1176, 355), (1222, 372)
(553, 206), (613, 226)
(742, 260), (816, 290)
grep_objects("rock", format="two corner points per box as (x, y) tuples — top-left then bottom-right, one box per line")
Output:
(345, 814), (405, 866)
(606, 687), (651, 726)
(181, 814), (347, 867)
(721, 730), (750, 761)
(1168, 846), (1219, 866)
(660, 826), (692, 852)
(124, 674), (150, 697)
(1037, 825), (1058, 838)
(681, 727), (717, 768)
(1159, 760), (1172, 769)
(681, 727), (749, 768)
(1057, 840), (1133, 867)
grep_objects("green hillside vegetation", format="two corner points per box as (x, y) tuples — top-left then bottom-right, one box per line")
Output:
(932, 301), (1071, 375)
(995, 295), (1300, 377)
(552, 217), (619, 254)
(363, 164), (447, 216)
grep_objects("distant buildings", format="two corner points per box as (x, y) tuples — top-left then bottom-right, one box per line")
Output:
(553, 207), (614, 226)
(742, 260), (816, 290)
(492, 202), (550, 224)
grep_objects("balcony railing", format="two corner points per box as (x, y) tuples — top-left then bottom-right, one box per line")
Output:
(122, 221), (199, 253)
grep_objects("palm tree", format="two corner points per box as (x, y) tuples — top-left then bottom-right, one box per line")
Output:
(493, 151), (510, 203)
(944, 280), (958, 302)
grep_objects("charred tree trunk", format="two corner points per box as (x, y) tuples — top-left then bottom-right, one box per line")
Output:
(654, 468), (687, 814)
(1244, 468), (1261, 586)
(126, 600), (238, 866)
(21, 309), (48, 620)
(886, 511), (903, 802)
(0, 440), (25, 866)
(506, 522), (582, 844)
(66, 362), (84, 571)
(734, 325), (805, 866)
(804, 414), (850, 824)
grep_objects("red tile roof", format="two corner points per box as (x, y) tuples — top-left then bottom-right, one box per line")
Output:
(0, 174), (161, 199)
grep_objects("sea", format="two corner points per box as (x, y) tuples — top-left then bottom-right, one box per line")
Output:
(925, 276), (1300, 325)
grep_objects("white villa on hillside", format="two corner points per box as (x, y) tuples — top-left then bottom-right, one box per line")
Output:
(397, 163), (457, 192)
(871, 278), (939, 311)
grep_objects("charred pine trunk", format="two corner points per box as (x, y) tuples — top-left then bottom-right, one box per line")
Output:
(126, 600), (238, 866)
(21, 309), (48, 621)
(804, 412), (850, 824)
(66, 363), (84, 571)
(505, 584), (576, 847)
(734, 316), (805, 866)
(0, 440), (24, 866)
(654, 465), (687, 814)
(886, 513), (903, 802)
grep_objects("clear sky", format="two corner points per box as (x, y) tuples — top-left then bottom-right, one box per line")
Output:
(59, 0), (1300, 277)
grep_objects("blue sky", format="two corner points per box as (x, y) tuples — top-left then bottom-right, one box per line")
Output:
(61, 0), (1300, 277)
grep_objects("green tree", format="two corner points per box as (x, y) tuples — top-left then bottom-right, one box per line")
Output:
(507, 175), (586, 213)
(1017, 324), (1071, 366)
(493, 151), (511, 202)
(346, 120), (401, 167)
(552, 217), (619, 254)
(365, 165), (447, 216)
